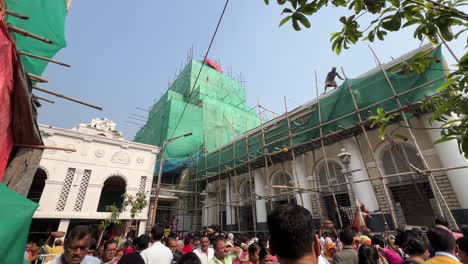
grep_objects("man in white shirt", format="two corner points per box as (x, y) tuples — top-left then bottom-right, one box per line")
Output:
(140, 225), (173, 264)
(193, 236), (214, 264)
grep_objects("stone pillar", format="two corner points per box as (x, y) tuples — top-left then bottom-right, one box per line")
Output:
(424, 117), (468, 223)
(341, 138), (379, 211)
(225, 179), (236, 230)
(292, 155), (313, 214)
(202, 199), (209, 228)
(253, 170), (268, 230)
(138, 221), (147, 235)
(57, 219), (70, 236)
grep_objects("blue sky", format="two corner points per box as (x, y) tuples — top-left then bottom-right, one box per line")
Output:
(38, 0), (466, 140)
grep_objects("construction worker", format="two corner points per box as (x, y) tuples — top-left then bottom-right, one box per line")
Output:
(324, 67), (344, 93)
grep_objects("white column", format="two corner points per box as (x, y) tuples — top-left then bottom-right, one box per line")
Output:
(225, 179), (236, 226)
(292, 155), (313, 213)
(138, 221), (147, 235)
(253, 170), (267, 223)
(57, 219), (70, 237)
(424, 118), (468, 208)
(342, 138), (379, 211)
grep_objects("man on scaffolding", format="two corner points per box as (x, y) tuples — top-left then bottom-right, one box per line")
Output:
(324, 67), (344, 93)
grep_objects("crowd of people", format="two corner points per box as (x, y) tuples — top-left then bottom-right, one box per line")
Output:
(25, 204), (468, 264)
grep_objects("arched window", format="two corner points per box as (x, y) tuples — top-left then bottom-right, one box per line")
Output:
(271, 171), (294, 202)
(97, 176), (126, 212)
(317, 160), (347, 193)
(380, 143), (425, 184)
(239, 180), (251, 201)
(27, 168), (47, 202)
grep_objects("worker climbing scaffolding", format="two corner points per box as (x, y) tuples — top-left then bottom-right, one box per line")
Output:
(324, 67), (344, 93)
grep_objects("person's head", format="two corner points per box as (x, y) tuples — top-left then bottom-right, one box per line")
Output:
(434, 216), (450, 228)
(213, 239), (227, 260)
(103, 240), (118, 262)
(200, 235), (210, 252)
(124, 240), (133, 249)
(151, 225), (165, 242)
(331, 67), (336, 72)
(358, 245), (379, 264)
(167, 237), (177, 254)
(403, 239), (430, 260)
(115, 248), (124, 259)
(371, 235), (386, 248)
(55, 239), (63, 247)
(178, 252), (202, 264)
(456, 237), (468, 264)
(258, 237), (268, 249)
(26, 241), (33, 252)
(259, 248), (275, 264)
(184, 237), (191, 246)
(411, 227), (423, 238)
(248, 243), (261, 263)
(227, 233), (234, 241)
(267, 204), (318, 263)
(362, 228), (372, 237)
(360, 204), (366, 211)
(63, 225), (92, 264)
(135, 235), (150, 251)
(87, 239), (97, 256)
(395, 230), (417, 248)
(427, 227), (456, 254)
(177, 239), (184, 253)
(339, 229), (355, 246)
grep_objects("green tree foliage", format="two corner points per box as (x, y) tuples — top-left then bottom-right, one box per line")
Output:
(264, 0), (468, 157)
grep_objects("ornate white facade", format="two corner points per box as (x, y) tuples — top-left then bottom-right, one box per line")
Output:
(31, 120), (159, 236)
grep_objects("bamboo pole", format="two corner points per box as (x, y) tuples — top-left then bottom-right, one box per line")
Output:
(33, 86), (103, 110)
(339, 67), (397, 230)
(245, 110), (257, 233)
(33, 95), (55, 104)
(7, 24), (52, 43)
(19, 51), (71, 67)
(257, 101), (273, 211)
(28, 73), (48, 83)
(368, 47), (457, 228)
(5, 10), (28, 19)
(284, 96), (305, 206)
(14, 144), (76, 152)
(314, 70), (343, 228)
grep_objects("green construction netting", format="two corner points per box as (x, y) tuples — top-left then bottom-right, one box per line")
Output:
(192, 46), (446, 176)
(6, 0), (67, 75)
(0, 183), (38, 264)
(134, 60), (260, 172)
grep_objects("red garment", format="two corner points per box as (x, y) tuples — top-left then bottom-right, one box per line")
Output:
(125, 248), (135, 254)
(182, 244), (193, 253)
(0, 17), (16, 180)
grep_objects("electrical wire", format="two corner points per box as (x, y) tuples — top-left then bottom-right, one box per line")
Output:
(169, 0), (231, 139)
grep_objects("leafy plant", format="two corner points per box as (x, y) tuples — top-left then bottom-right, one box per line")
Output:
(264, 0), (468, 157)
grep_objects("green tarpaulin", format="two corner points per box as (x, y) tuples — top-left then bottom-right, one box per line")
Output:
(6, 0), (67, 75)
(0, 183), (38, 263)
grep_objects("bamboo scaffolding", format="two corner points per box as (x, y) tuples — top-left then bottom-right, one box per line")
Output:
(5, 10), (28, 20)
(18, 51), (70, 67)
(33, 94), (55, 104)
(315, 71), (343, 228)
(245, 110), (258, 233)
(369, 47), (458, 229)
(28, 73), (48, 83)
(14, 144), (76, 152)
(33, 86), (103, 110)
(339, 67), (397, 230)
(7, 24), (52, 43)
(284, 96), (304, 206)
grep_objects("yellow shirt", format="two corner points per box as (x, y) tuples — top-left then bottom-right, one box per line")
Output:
(44, 245), (64, 263)
(424, 254), (461, 264)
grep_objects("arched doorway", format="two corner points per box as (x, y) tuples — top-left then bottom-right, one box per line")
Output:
(238, 180), (254, 231)
(271, 171), (296, 208)
(97, 176), (126, 212)
(317, 160), (352, 228)
(380, 143), (435, 226)
(27, 168), (47, 203)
